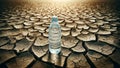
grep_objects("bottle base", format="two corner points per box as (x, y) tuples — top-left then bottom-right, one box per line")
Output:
(49, 48), (61, 54)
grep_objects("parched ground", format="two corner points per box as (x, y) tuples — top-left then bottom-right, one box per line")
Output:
(0, 1), (120, 68)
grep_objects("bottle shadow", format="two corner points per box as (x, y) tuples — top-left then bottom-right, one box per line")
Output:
(47, 52), (62, 67)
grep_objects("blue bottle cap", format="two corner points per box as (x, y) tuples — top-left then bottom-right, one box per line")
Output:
(52, 16), (58, 22)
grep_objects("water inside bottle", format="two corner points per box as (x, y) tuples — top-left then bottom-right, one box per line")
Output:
(49, 16), (61, 54)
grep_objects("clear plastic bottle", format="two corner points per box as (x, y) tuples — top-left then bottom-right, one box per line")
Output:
(49, 16), (61, 54)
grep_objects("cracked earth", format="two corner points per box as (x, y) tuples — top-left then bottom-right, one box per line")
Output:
(0, 0), (120, 68)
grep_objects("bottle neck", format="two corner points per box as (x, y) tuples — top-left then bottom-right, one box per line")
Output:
(51, 16), (58, 23)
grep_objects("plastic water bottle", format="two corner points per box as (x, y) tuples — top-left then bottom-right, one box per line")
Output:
(49, 16), (61, 54)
